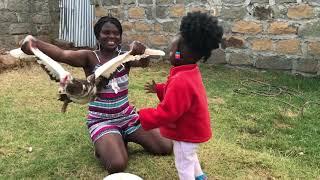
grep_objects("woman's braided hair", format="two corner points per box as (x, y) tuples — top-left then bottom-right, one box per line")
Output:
(180, 11), (223, 62)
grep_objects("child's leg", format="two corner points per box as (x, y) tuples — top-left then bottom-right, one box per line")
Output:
(173, 141), (200, 180)
(194, 154), (204, 177)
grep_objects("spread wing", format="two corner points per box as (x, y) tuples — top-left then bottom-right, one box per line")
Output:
(9, 48), (36, 60)
(29, 47), (71, 82)
(94, 48), (165, 79)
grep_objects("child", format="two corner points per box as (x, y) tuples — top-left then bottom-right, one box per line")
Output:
(138, 11), (223, 180)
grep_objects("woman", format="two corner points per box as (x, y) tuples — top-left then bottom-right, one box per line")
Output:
(21, 16), (172, 173)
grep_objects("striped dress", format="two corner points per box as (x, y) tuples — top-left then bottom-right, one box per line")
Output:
(87, 51), (140, 143)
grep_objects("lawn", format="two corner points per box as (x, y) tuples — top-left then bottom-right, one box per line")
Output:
(0, 63), (319, 179)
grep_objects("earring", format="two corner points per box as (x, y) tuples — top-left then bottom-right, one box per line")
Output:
(175, 51), (181, 60)
(96, 43), (101, 51)
(116, 45), (122, 55)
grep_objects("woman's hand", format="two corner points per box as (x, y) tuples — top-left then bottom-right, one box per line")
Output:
(144, 80), (156, 93)
(129, 41), (146, 55)
(20, 35), (37, 55)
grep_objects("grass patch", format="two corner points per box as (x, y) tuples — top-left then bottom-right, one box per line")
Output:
(0, 63), (319, 179)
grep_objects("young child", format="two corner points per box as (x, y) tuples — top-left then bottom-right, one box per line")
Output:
(138, 11), (223, 180)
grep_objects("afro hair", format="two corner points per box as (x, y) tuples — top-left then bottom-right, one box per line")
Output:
(180, 11), (223, 61)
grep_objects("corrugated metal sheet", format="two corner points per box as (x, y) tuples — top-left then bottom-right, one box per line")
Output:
(59, 0), (96, 47)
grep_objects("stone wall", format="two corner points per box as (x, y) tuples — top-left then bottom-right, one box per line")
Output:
(92, 0), (320, 75)
(0, 0), (60, 50)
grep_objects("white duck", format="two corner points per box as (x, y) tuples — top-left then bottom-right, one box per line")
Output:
(10, 36), (165, 112)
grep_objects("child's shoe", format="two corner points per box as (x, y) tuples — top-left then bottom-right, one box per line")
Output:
(195, 173), (208, 180)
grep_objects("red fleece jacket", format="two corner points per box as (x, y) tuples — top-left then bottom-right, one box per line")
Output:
(139, 64), (212, 143)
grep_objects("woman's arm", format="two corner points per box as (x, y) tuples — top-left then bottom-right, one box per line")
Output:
(21, 36), (91, 67)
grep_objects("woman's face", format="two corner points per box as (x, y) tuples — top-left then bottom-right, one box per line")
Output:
(168, 35), (181, 66)
(98, 22), (121, 51)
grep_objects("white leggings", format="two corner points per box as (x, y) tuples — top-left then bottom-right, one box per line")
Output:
(173, 141), (203, 180)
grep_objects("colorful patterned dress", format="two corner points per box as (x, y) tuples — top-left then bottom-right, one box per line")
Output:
(87, 51), (140, 143)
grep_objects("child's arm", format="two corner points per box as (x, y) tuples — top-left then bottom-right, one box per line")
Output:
(155, 83), (166, 101)
(139, 78), (191, 130)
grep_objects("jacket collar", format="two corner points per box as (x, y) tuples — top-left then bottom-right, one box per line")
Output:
(169, 64), (198, 77)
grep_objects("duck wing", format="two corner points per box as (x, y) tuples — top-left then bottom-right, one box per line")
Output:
(94, 48), (165, 80)
(29, 47), (71, 82)
(9, 48), (36, 60)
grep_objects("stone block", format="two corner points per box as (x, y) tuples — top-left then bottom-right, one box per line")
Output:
(184, 0), (207, 4)
(145, 7), (154, 20)
(222, 36), (245, 49)
(251, 0), (269, 4)
(169, 5), (185, 17)
(135, 21), (153, 32)
(288, 4), (314, 19)
(9, 23), (32, 35)
(122, 0), (136, 5)
(138, 0), (153, 4)
(256, 56), (292, 70)
(148, 35), (169, 46)
(295, 58), (318, 73)
(32, 14), (51, 24)
(268, 21), (297, 34)
(206, 48), (226, 64)
(156, 6), (168, 19)
(307, 0), (320, 5)
(95, 6), (107, 17)
(222, 0), (246, 4)
(35, 24), (50, 35)
(156, 0), (173, 5)
(251, 39), (272, 51)
(277, 0), (298, 3)
(232, 21), (262, 34)
(253, 6), (273, 20)
(123, 33), (148, 45)
(122, 21), (134, 32)
(106, 8), (124, 19)
(275, 39), (301, 54)
(128, 7), (146, 19)
(33, 1), (49, 12)
(298, 21), (320, 38)
(270, 5), (287, 19)
(0, 23), (10, 35)
(307, 42), (320, 56)
(0, 11), (17, 22)
(7, 0), (31, 12)
(162, 20), (180, 33)
(229, 53), (252, 66)
(101, 0), (120, 6)
(188, 6), (209, 13)
(220, 6), (246, 20)
(0, 0), (9, 9)
(154, 23), (163, 32)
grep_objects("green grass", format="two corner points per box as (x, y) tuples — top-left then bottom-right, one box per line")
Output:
(0, 63), (320, 179)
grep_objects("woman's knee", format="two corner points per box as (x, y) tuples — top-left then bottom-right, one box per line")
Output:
(103, 157), (128, 173)
(152, 140), (173, 155)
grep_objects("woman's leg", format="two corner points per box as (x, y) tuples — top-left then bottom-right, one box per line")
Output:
(94, 133), (128, 173)
(126, 127), (173, 155)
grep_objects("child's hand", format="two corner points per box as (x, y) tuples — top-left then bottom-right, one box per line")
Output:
(144, 80), (156, 93)
(129, 41), (146, 56)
